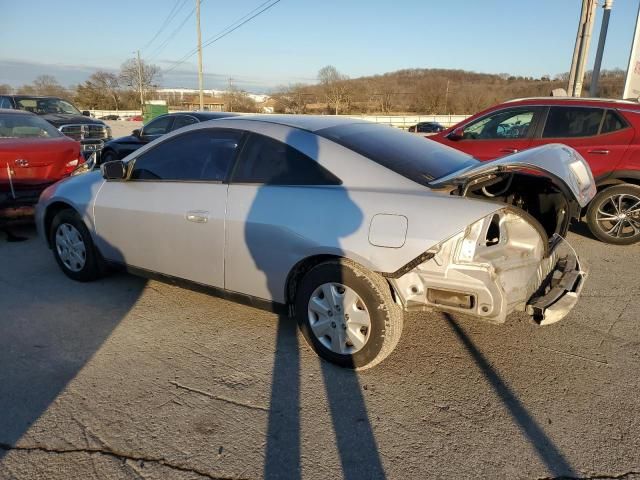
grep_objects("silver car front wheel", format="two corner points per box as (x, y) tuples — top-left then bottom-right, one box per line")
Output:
(55, 223), (87, 272)
(308, 282), (371, 355)
(50, 209), (104, 282)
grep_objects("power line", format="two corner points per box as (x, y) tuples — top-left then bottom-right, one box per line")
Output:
(141, 0), (188, 52)
(163, 0), (281, 74)
(164, 0), (277, 72)
(148, 3), (197, 61)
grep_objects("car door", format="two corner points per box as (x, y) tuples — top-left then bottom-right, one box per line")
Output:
(529, 106), (634, 179)
(93, 127), (244, 287)
(446, 107), (542, 160)
(225, 131), (343, 302)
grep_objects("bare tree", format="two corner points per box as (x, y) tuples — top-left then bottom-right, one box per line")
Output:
(75, 71), (122, 110)
(318, 65), (350, 115)
(0, 84), (12, 94)
(120, 58), (161, 106)
(29, 75), (68, 97)
(272, 83), (312, 114)
(221, 86), (258, 113)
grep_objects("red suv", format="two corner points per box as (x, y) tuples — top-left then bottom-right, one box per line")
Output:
(430, 97), (640, 244)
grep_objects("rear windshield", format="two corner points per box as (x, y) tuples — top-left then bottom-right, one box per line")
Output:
(316, 123), (476, 184)
(0, 113), (63, 138)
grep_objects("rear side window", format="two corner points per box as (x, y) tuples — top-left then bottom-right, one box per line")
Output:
(131, 129), (243, 181)
(0, 97), (12, 109)
(543, 107), (604, 138)
(317, 122), (474, 183)
(143, 116), (173, 136)
(232, 133), (341, 185)
(172, 115), (198, 131)
(600, 110), (626, 134)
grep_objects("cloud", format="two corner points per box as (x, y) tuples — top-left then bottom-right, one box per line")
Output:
(0, 58), (275, 93)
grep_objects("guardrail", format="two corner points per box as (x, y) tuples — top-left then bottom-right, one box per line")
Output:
(89, 110), (469, 128)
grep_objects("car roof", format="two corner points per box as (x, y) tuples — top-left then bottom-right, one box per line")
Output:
(176, 111), (239, 120)
(0, 108), (34, 115)
(6, 95), (64, 100)
(222, 114), (369, 132)
(502, 96), (640, 109)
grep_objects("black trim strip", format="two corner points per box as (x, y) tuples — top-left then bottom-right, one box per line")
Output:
(379, 251), (435, 279)
(114, 263), (287, 315)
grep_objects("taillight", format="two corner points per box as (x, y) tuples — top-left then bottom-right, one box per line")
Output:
(63, 158), (83, 175)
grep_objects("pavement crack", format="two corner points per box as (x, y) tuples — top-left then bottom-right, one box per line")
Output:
(536, 345), (609, 366)
(537, 471), (640, 479)
(0, 442), (246, 480)
(169, 380), (268, 412)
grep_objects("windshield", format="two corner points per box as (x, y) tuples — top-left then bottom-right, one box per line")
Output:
(0, 113), (63, 138)
(316, 122), (477, 184)
(15, 97), (81, 115)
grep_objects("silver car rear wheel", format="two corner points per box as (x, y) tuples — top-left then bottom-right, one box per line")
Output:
(55, 223), (87, 272)
(307, 282), (372, 355)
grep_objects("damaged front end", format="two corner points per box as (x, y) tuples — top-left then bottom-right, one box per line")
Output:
(390, 144), (594, 325)
(390, 208), (585, 325)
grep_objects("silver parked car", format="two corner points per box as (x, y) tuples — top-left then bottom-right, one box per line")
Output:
(36, 116), (595, 368)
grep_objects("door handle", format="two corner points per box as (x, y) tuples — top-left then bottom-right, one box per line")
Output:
(499, 148), (519, 154)
(587, 149), (610, 155)
(185, 210), (209, 223)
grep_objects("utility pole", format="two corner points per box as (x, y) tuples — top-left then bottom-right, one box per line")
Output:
(196, 0), (204, 111)
(444, 80), (450, 114)
(590, 0), (614, 97)
(136, 50), (145, 113)
(568, 0), (598, 97)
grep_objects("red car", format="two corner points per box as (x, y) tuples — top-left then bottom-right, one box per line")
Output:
(430, 97), (640, 244)
(0, 109), (83, 220)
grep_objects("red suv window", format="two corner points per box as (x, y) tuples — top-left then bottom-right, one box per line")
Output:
(542, 107), (604, 138)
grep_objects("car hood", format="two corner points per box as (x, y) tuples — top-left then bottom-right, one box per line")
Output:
(429, 143), (596, 208)
(40, 113), (105, 128)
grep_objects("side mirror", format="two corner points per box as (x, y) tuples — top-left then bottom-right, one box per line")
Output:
(101, 160), (127, 180)
(132, 128), (141, 137)
(82, 110), (91, 117)
(448, 127), (465, 141)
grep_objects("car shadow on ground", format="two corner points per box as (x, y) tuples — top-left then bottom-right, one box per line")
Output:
(246, 130), (387, 479)
(443, 313), (576, 477)
(0, 225), (147, 461)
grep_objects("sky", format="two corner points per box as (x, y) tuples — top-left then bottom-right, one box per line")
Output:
(1, 0), (639, 93)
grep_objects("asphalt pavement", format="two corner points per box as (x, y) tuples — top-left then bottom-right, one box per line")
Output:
(0, 224), (638, 479)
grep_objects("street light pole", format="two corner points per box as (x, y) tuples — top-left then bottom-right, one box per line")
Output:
(196, 0), (204, 111)
(590, 0), (614, 97)
(568, 0), (598, 97)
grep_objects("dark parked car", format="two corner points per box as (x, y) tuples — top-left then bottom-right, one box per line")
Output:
(407, 121), (445, 135)
(99, 111), (238, 164)
(429, 97), (640, 245)
(0, 95), (111, 155)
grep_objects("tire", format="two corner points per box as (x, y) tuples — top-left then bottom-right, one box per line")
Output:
(295, 258), (403, 369)
(586, 184), (640, 245)
(99, 150), (118, 166)
(50, 209), (104, 282)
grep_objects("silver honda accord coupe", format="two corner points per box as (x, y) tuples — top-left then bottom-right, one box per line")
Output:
(36, 115), (595, 368)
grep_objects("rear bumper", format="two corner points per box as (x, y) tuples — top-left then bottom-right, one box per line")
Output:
(0, 189), (45, 218)
(526, 241), (585, 325)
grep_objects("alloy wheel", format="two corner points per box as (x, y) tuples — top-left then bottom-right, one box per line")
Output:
(595, 193), (640, 240)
